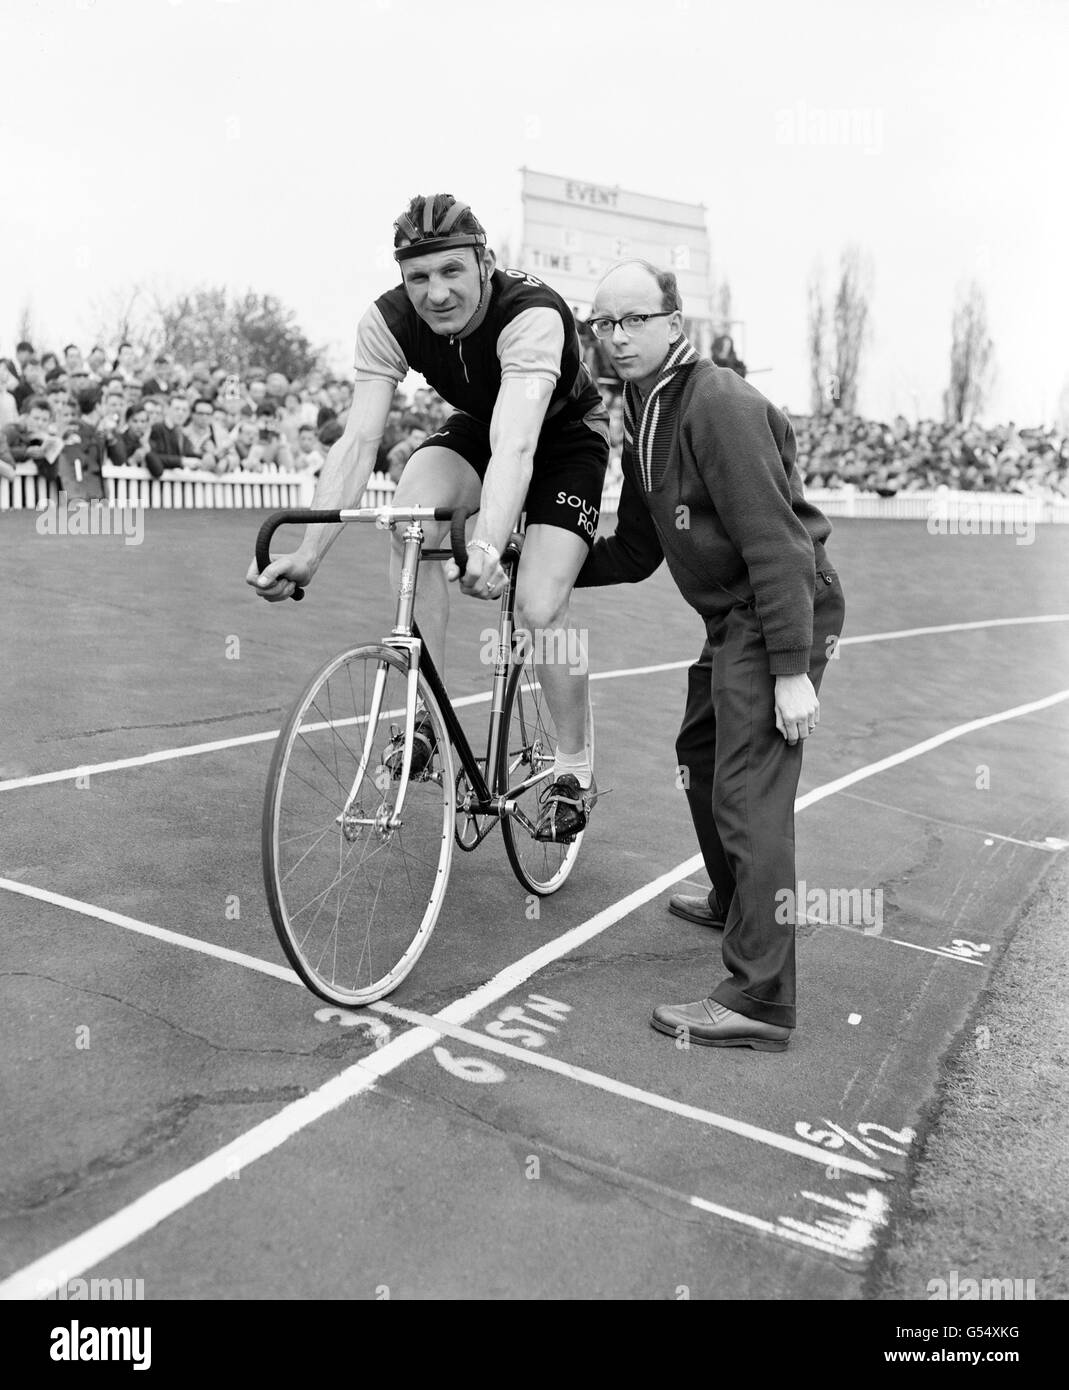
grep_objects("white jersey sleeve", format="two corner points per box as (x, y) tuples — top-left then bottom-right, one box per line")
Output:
(353, 302), (408, 384)
(496, 307), (565, 385)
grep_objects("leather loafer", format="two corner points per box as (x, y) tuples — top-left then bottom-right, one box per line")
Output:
(650, 998), (791, 1051)
(667, 893), (725, 929)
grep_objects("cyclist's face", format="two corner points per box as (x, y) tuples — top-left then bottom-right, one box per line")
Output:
(401, 249), (483, 336)
(591, 266), (681, 392)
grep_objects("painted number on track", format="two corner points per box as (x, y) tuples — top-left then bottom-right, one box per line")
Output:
(433, 994), (572, 1085)
(944, 939), (991, 960)
(314, 1007), (392, 1048)
(794, 1118), (915, 1159)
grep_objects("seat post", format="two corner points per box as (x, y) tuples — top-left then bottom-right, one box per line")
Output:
(392, 521), (424, 636)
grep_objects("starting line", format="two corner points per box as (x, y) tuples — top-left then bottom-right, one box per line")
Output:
(2, 682), (1066, 1298)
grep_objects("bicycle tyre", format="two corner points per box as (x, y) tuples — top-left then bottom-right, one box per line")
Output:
(497, 650), (585, 896)
(263, 644), (455, 1006)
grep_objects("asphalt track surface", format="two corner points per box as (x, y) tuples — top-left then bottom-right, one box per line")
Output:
(1, 510), (1067, 1301)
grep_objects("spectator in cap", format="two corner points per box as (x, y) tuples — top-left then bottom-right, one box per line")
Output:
(141, 354), (174, 398)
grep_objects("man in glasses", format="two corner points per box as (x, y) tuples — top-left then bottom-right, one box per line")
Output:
(248, 192), (610, 842)
(575, 261), (845, 1052)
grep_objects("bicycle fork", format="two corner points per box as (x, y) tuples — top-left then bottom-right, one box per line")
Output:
(336, 522), (427, 834)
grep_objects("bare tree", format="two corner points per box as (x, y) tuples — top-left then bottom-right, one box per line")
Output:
(831, 245), (872, 414)
(946, 280), (995, 423)
(86, 283), (161, 361)
(806, 264), (828, 415)
(15, 301), (35, 348)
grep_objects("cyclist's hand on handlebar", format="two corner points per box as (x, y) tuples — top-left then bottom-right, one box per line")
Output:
(448, 545), (507, 601)
(246, 551), (314, 603)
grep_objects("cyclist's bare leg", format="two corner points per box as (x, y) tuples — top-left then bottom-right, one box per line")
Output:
(389, 446), (482, 677)
(513, 524), (591, 759)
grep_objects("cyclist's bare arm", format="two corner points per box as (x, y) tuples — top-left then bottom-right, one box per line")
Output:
(246, 377), (394, 600)
(452, 374), (553, 595)
(481, 374), (554, 546)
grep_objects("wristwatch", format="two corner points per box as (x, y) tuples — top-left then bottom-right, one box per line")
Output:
(466, 538), (500, 563)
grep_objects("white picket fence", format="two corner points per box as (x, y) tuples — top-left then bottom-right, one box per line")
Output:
(2, 461), (1068, 523)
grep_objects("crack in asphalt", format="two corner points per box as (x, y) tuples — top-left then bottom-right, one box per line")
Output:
(374, 1076), (702, 1230)
(1, 973), (312, 1056)
(42, 706), (284, 744)
(0, 1085), (307, 1217)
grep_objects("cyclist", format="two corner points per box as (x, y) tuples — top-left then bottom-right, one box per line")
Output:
(248, 193), (609, 840)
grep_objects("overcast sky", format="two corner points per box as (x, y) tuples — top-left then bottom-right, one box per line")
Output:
(3, 0), (1066, 423)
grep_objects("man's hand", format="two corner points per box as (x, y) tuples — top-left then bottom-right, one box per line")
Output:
(774, 673), (819, 745)
(246, 550), (315, 603)
(447, 544), (507, 601)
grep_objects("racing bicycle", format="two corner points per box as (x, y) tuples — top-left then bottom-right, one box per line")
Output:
(254, 505), (593, 1007)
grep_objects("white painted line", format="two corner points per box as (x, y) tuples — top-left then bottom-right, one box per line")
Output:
(0, 692), (492, 794)
(848, 1014), (862, 1025)
(866, 935), (988, 964)
(838, 790), (1069, 852)
(3, 614), (1065, 793)
(795, 687), (1069, 813)
(0, 877), (299, 984)
(371, 1001), (888, 1179)
(805, 918), (990, 966)
(1, 683), (1062, 1297)
(836, 614), (1069, 645)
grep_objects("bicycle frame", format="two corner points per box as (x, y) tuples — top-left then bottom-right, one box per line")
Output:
(290, 508), (549, 837)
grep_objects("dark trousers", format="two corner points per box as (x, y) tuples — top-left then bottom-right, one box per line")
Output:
(675, 567), (846, 1028)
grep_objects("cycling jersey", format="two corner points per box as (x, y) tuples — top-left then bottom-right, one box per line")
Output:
(353, 268), (608, 443)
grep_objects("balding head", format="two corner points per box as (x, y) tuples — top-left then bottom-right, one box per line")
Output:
(590, 260), (684, 396)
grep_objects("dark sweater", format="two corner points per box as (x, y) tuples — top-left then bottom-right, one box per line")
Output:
(576, 360), (832, 675)
(148, 422), (200, 473)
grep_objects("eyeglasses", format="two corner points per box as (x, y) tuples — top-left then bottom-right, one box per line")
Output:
(194, 409), (213, 417)
(588, 311), (675, 340)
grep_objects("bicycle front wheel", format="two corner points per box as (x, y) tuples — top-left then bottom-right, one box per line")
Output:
(263, 644), (455, 1006)
(497, 651), (585, 896)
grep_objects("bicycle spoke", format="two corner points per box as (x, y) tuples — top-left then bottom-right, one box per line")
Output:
(265, 646), (453, 1006)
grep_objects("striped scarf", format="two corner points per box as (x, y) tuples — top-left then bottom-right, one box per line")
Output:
(622, 335), (700, 492)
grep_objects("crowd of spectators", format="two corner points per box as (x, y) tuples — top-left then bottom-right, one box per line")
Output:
(792, 411), (1069, 499)
(2, 336), (1066, 501)
(0, 338), (452, 500)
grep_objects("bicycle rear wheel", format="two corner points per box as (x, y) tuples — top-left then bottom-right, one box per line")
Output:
(497, 651), (586, 895)
(263, 644), (455, 1006)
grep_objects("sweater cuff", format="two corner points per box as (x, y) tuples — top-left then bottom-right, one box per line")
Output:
(768, 647), (811, 677)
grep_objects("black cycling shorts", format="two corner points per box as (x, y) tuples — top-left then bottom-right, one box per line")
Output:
(409, 411), (609, 546)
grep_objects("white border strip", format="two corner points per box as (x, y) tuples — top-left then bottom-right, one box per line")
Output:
(2, 685), (1065, 1298)
(3, 615), (1065, 794)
